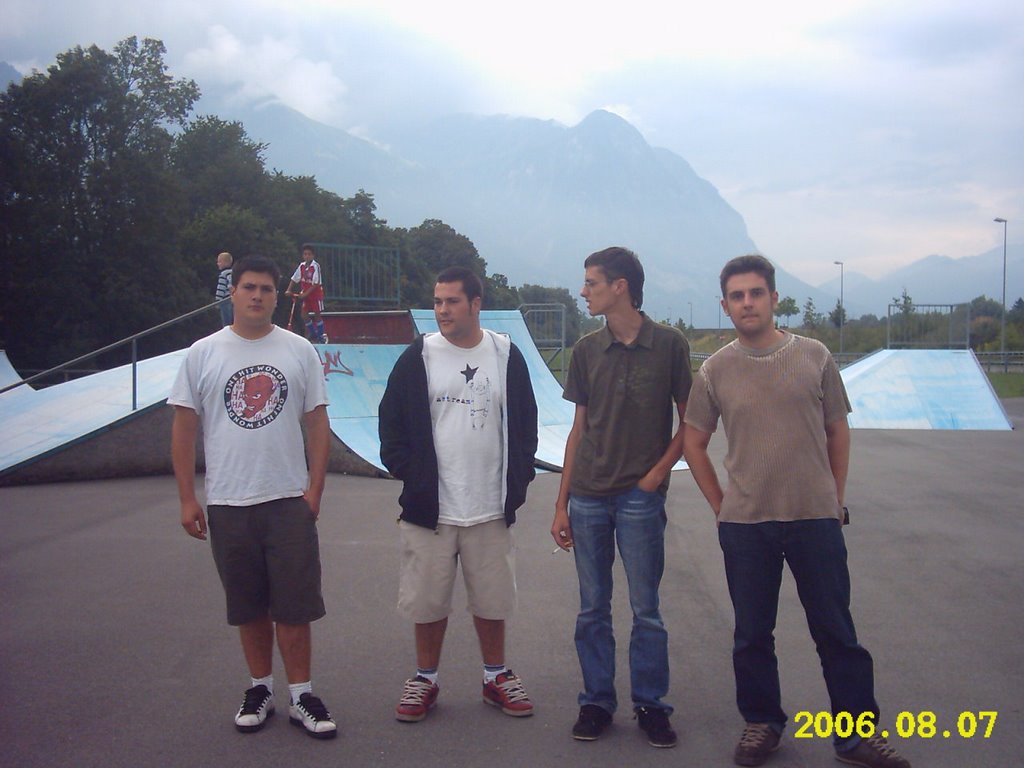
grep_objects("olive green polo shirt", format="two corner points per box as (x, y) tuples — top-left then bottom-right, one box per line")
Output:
(563, 314), (692, 496)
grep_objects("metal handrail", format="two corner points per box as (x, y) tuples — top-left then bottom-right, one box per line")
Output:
(0, 299), (226, 406)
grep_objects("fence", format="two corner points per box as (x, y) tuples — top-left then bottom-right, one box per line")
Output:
(886, 303), (970, 350)
(306, 243), (401, 307)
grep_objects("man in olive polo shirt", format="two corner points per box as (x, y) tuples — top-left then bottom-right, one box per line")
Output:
(551, 246), (692, 748)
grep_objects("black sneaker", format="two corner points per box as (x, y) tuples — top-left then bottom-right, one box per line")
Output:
(572, 704), (612, 740)
(636, 706), (677, 748)
(289, 693), (338, 739)
(235, 684), (275, 733)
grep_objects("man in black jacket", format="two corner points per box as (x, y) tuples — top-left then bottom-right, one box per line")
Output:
(379, 266), (539, 724)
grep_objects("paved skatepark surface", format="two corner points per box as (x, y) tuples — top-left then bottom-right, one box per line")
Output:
(2, 399), (1022, 768)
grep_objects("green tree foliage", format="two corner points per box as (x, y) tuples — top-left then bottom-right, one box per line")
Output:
(802, 297), (823, 329)
(171, 116), (267, 217)
(400, 219), (488, 308)
(829, 299), (846, 329)
(774, 296), (799, 327)
(1, 37), (590, 369)
(968, 295), (1004, 320)
(486, 273), (521, 309)
(1, 37), (200, 367)
(892, 288), (914, 318)
(1008, 297), (1024, 325)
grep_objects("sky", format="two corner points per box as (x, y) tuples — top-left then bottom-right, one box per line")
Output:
(2, 0), (1022, 286)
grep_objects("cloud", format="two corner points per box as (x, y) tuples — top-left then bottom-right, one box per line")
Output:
(2, 0), (1020, 287)
(182, 26), (349, 126)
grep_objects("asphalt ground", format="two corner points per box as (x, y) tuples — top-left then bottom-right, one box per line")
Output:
(2, 400), (1022, 768)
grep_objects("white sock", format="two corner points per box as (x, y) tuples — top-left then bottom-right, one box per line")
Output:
(251, 675), (274, 694)
(416, 668), (439, 685)
(483, 664), (507, 683)
(289, 681), (312, 705)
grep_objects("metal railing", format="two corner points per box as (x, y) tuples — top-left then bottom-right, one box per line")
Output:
(0, 299), (224, 408)
(520, 303), (567, 381)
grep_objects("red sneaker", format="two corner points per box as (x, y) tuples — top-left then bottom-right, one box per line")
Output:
(482, 670), (534, 717)
(395, 676), (439, 722)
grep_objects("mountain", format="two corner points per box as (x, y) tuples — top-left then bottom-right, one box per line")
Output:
(818, 246), (1024, 319)
(197, 93), (833, 326)
(1, 61), (22, 88)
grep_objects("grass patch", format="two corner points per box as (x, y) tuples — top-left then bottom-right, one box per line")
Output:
(987, 372), (1024, 398)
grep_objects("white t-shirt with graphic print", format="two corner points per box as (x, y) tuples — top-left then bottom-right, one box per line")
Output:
(424, 331), (505, 527)
(168, 326), (328, 506)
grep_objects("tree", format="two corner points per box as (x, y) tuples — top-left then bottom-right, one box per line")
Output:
(171, 116), (267, 217)
(892, 288), (914, 319)
(774, 296), (799, 327)
(829, 299), (846, 329)
(1008, 297), (1024, 325)
(968, 295), (1003, 321)
(1, 37), (199, 367)
(486, 273), (520, 309)
(401, 219), (487, 308)
(802, 298), (823, 329)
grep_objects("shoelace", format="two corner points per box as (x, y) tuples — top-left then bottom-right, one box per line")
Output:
(297, 695), (331, 721)
(863, 735), (899, 756)
(240, 687), (271, 714)
(399, 678), (436, 706)
(493, 673), (530, 704)
(738, 723), (774, 747)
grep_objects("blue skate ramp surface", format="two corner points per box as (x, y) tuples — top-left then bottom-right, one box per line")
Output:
(0, 351), (26, 391)
(317, 344), (407, 472)
(842, 349), (1011, 430)
(0, 349), (188, 475)
(317, 308), (580, 473)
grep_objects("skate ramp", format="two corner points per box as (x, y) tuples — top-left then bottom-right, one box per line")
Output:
(319, 310), (578, 473)
(0, 351), (27, 391)
(842, 349), (1011, 430)
(318, 344), (407, 473)
(0, 349), (187, 477)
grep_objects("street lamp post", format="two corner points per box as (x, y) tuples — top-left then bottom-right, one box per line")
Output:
(994, 218), (1008, 368)
(688, 301), (693, 330)
(833, 260), (845, 357)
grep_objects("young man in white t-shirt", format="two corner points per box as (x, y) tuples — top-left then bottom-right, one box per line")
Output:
(378, 267), (539, 724)
(169, 255), (337, 740)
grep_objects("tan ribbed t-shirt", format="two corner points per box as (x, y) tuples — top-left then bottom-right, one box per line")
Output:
(684, 332), (851, 524)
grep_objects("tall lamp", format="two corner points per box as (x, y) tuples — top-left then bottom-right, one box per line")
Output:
(833, 260), (845, 356)
(994, 217), (1008, 365)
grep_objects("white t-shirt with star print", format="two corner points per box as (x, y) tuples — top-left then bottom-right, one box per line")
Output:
(423, 331), (505, 526)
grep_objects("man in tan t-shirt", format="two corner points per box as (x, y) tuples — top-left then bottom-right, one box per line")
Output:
(683, 254), (910, 768)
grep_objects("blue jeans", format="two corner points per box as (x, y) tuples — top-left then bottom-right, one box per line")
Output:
(718, 519), (878, 736)
(569, 487), (670, 714)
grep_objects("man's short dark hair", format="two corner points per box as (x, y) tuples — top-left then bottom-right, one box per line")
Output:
(301, 243), (316, 256)
(436, 266), (484, 303)
(720, 254), (776, 296)
(232, 255), (282, 287)
(584, 247), (645, 309)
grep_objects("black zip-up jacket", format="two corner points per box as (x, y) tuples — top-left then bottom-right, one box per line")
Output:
(378, 333), (539, 529)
